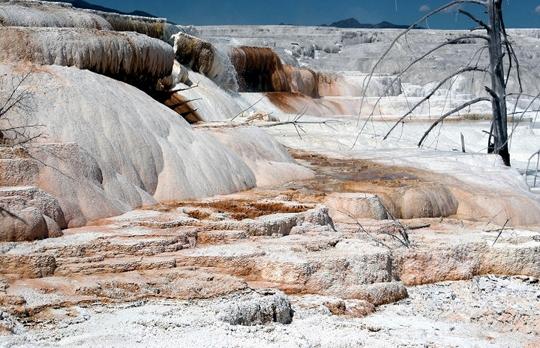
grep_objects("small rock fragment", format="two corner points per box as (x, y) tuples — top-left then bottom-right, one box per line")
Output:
(219, 289), (294, 326)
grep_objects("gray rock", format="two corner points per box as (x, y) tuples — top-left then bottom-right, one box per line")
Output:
(219, 289), (294, 326)
(0, 26), (174, 82)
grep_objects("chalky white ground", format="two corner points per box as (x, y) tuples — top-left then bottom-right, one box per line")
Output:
(2, 276), (538, 347)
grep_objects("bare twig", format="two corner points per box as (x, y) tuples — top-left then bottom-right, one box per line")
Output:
(1, 71), (41, 147)
(357, 0), (487, 129)
(338, 209), (393, 249)
(491, 218), (510, 246)
(380, 204), (411, 248)
(383, 67), (488, 140)
(0, 71), (32, 116)
(458, 9), (490, 31)
(407, 223), (431, 230)
(418, 97), (490, 147)
(364, 35), (489, 121)
(230, 96), (264, 122)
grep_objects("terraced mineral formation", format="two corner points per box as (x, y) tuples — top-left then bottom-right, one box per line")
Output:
(0, 0), (178, 41)
(0, 64), (313, 228)
(0, 159), (539, 346)
(0, 27), (174, 83)
(0, 2), (539, 346)
(0, 0), (113, 29)
(172, 33), (239, 91)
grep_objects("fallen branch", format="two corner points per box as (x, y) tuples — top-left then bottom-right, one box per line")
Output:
(406, 223), (431, 230)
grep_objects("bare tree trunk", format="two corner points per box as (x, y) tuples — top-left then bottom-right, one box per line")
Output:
(364, 0), (520, 167)
(487, 0), (510, 166)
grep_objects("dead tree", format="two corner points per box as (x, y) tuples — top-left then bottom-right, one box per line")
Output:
(0, 71), (41, 147)
(0, 70), (40, 218)
(362, 0), (522, 166)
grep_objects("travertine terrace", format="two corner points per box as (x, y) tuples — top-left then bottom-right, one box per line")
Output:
(0, 1), (539, 347)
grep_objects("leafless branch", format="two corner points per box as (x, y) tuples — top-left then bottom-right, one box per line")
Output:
(380, 204), (411, 248)
(458, 9), (490, 31)
(230, 96), (264, 122)
(338, 209), (393, 249)
(0, 71), (32, 116)
(418, 97), (490, 146)
(384, 66), (488, 140)
(0, 71), (41, 147)
(498, 6), (523, 93)
(491, 218), (510, 246)
(357, 0), (487, 128)
(361, 36), (489, 125)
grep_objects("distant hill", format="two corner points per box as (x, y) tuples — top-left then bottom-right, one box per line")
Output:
(43, 0), (158, 18)
(323, 17), (423, 29)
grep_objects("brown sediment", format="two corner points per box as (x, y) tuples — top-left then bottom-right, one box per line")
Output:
(316, 71), (348, 97)
(227, 45), (354, 98)
(265, 92), (350, 115)
(185, 210), (211, 220)
(283, 65), (320, 98)
(174, 33), (216, 76)
(291, 150), (422, 186)
(161, 92), (202, 123)
(230, 46), (291, 92)
(148, 199), (312, 220)
(0, 27), (174, 84)
(265, 92), (301, 113)
(288, 149), (457, 219)
(229, 46), (324, 97)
